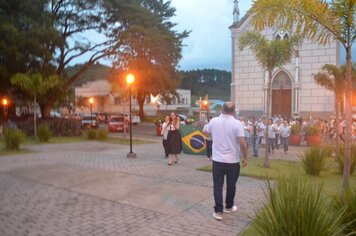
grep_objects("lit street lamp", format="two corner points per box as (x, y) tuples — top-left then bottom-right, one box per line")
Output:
(126, 73), (137, 158)
(89, 97), (94, 128)
(2, 98), (8, 122)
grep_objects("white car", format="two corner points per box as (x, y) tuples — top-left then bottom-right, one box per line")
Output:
(121, 114), (140, 125)
(81, 115), (97, 128)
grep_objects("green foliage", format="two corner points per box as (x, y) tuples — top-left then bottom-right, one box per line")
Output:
(253, 178), (346, 236)
(97, 128), (108, 141)
(300, 146), (330, 176)
(335, 145), (356, 175)
(290, 123), (302, 134)
(305, 124), (321, 135)
(3, 128), (26, 150)
(86, 129), (97, 140)
(16, 119), (82, 137)
(37, 124), (51, 143)
(333, 188), (356, 234)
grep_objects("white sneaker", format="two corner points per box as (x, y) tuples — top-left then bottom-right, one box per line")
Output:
(213, 212), (223, 221)
(224, 205), (238, 213)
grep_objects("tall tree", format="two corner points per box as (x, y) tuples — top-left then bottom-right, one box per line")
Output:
(250, 0), (355, 192)
(11, 73), (58, 137)
(109, 0), (189, 118)
(238, 31), (299, 168)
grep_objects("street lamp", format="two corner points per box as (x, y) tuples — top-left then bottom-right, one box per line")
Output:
(2, 98), (8, 122)
(126, 73), (137, 158)
(89, 97), (94, 128)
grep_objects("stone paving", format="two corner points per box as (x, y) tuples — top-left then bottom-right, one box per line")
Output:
(0, 140), (303, 236)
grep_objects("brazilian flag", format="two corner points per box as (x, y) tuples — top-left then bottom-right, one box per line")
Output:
(179, 124), (207, 155)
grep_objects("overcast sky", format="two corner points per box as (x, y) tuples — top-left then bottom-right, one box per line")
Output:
(170, 0), (252, 71)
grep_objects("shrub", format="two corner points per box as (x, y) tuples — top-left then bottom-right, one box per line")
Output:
(300, 146), (330, 176)
(97, 128), (108, 141)
(305, 124), (321, 135)
(86, 129), (97, 140)
(253, 178), (346, 236)
(335, 144), (356, 175)
(16, 118), (82, 136)
(291, 123), (302, 135)
(37, 124), (51, 142)
(333, 188), (356, 234)
(3, 128), (26, 150)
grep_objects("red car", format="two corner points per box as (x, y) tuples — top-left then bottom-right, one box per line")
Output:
(108, 116), (128, 132)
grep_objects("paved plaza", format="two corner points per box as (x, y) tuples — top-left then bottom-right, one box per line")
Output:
(0, 133), (304, 236)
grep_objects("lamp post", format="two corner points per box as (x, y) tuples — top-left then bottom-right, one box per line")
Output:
(126, 73), (137, 158)
(2, 98), (8, 122)
(89, 97), (94, 128)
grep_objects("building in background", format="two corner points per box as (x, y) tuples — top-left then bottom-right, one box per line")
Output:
(230, 0), (345, 119)
(74, 80), (191, 116)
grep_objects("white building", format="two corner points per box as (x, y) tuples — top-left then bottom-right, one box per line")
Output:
(230, 0), (342, 119)
(74, 80), (191, 116)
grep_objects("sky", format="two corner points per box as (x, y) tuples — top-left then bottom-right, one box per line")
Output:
(170, 0), (252, 71)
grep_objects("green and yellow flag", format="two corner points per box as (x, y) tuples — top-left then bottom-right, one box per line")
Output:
(179, 124), (207, 155)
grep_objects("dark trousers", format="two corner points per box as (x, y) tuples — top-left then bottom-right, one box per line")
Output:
(212, 161), (241, 213)
(206, 140), (212, 158)
(281, 137), (289, 152)
(162, 139), (168, 157)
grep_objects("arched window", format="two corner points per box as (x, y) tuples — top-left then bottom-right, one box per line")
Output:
(272, 71), (292, 89)
(275, 29), (290, 41)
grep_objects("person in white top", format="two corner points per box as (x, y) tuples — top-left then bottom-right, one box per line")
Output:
(205, 102), (248, 221)
(161, 116), (170, 158)
(280, 121), (291, 154)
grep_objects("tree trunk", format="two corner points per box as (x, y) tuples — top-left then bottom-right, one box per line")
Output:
(137, 91), (146, 119)
(342, 46), (353, 194)
(264, 70), (272, 168)
(34, 95), (37, 137)
(40, 103), (52, 118)
(335, 95), (340, 153)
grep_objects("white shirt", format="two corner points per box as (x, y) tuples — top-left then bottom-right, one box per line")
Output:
(205, 114), (245, 164)
(280, 125), (291, 138)
(161, 122), (169, 140)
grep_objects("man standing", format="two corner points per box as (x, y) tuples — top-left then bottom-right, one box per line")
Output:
(205, 102), (248, 221)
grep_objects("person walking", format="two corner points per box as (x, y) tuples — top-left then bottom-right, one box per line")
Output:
(166, 112), (182, 165)
(249, 117), (259, 157)
(280, 121), (291, 154)
(161, 116), (170, 158)
(204, 102), (248, 221)
(267, 119), (276, 154)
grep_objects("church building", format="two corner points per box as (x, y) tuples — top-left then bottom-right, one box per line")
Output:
(230, 0), (341, 119)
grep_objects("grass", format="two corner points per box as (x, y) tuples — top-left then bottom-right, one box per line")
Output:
(198, 157), (356, 236)
(198, 157), (356, 194)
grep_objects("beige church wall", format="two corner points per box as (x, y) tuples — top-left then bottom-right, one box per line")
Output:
(231, 15), (339, 118)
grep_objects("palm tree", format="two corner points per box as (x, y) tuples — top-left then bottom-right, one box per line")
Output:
(11, 73), (58, 137)
(314, 65), (345, 151)
(249, 0), (355, 192)
(238, 31), (299, 168)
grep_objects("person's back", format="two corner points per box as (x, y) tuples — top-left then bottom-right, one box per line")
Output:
(208, 115), (242, 163)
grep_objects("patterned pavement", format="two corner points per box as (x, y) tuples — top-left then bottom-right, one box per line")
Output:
(0, 141), (273, 236)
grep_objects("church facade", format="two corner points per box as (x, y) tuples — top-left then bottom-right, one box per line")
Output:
(230, 0), (340, 119)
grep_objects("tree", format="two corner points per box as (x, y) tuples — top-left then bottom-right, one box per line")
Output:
(109, 0), (189, 118)
(11, 73), (58, 137)
(238, 31), (299, 168)
(0, 0), (59, 95)
(250, 0), (355, 191)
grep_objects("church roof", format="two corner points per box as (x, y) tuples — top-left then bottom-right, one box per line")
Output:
(229, 13), (249, 29)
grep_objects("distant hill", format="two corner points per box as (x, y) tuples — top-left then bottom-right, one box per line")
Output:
(178, 69), (231, 102)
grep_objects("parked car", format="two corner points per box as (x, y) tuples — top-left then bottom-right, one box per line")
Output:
(120, 113), (141, 125)
(50, 111), (61, 118)
(81, 115), (97, 128)
(108, 115), (128, 132)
